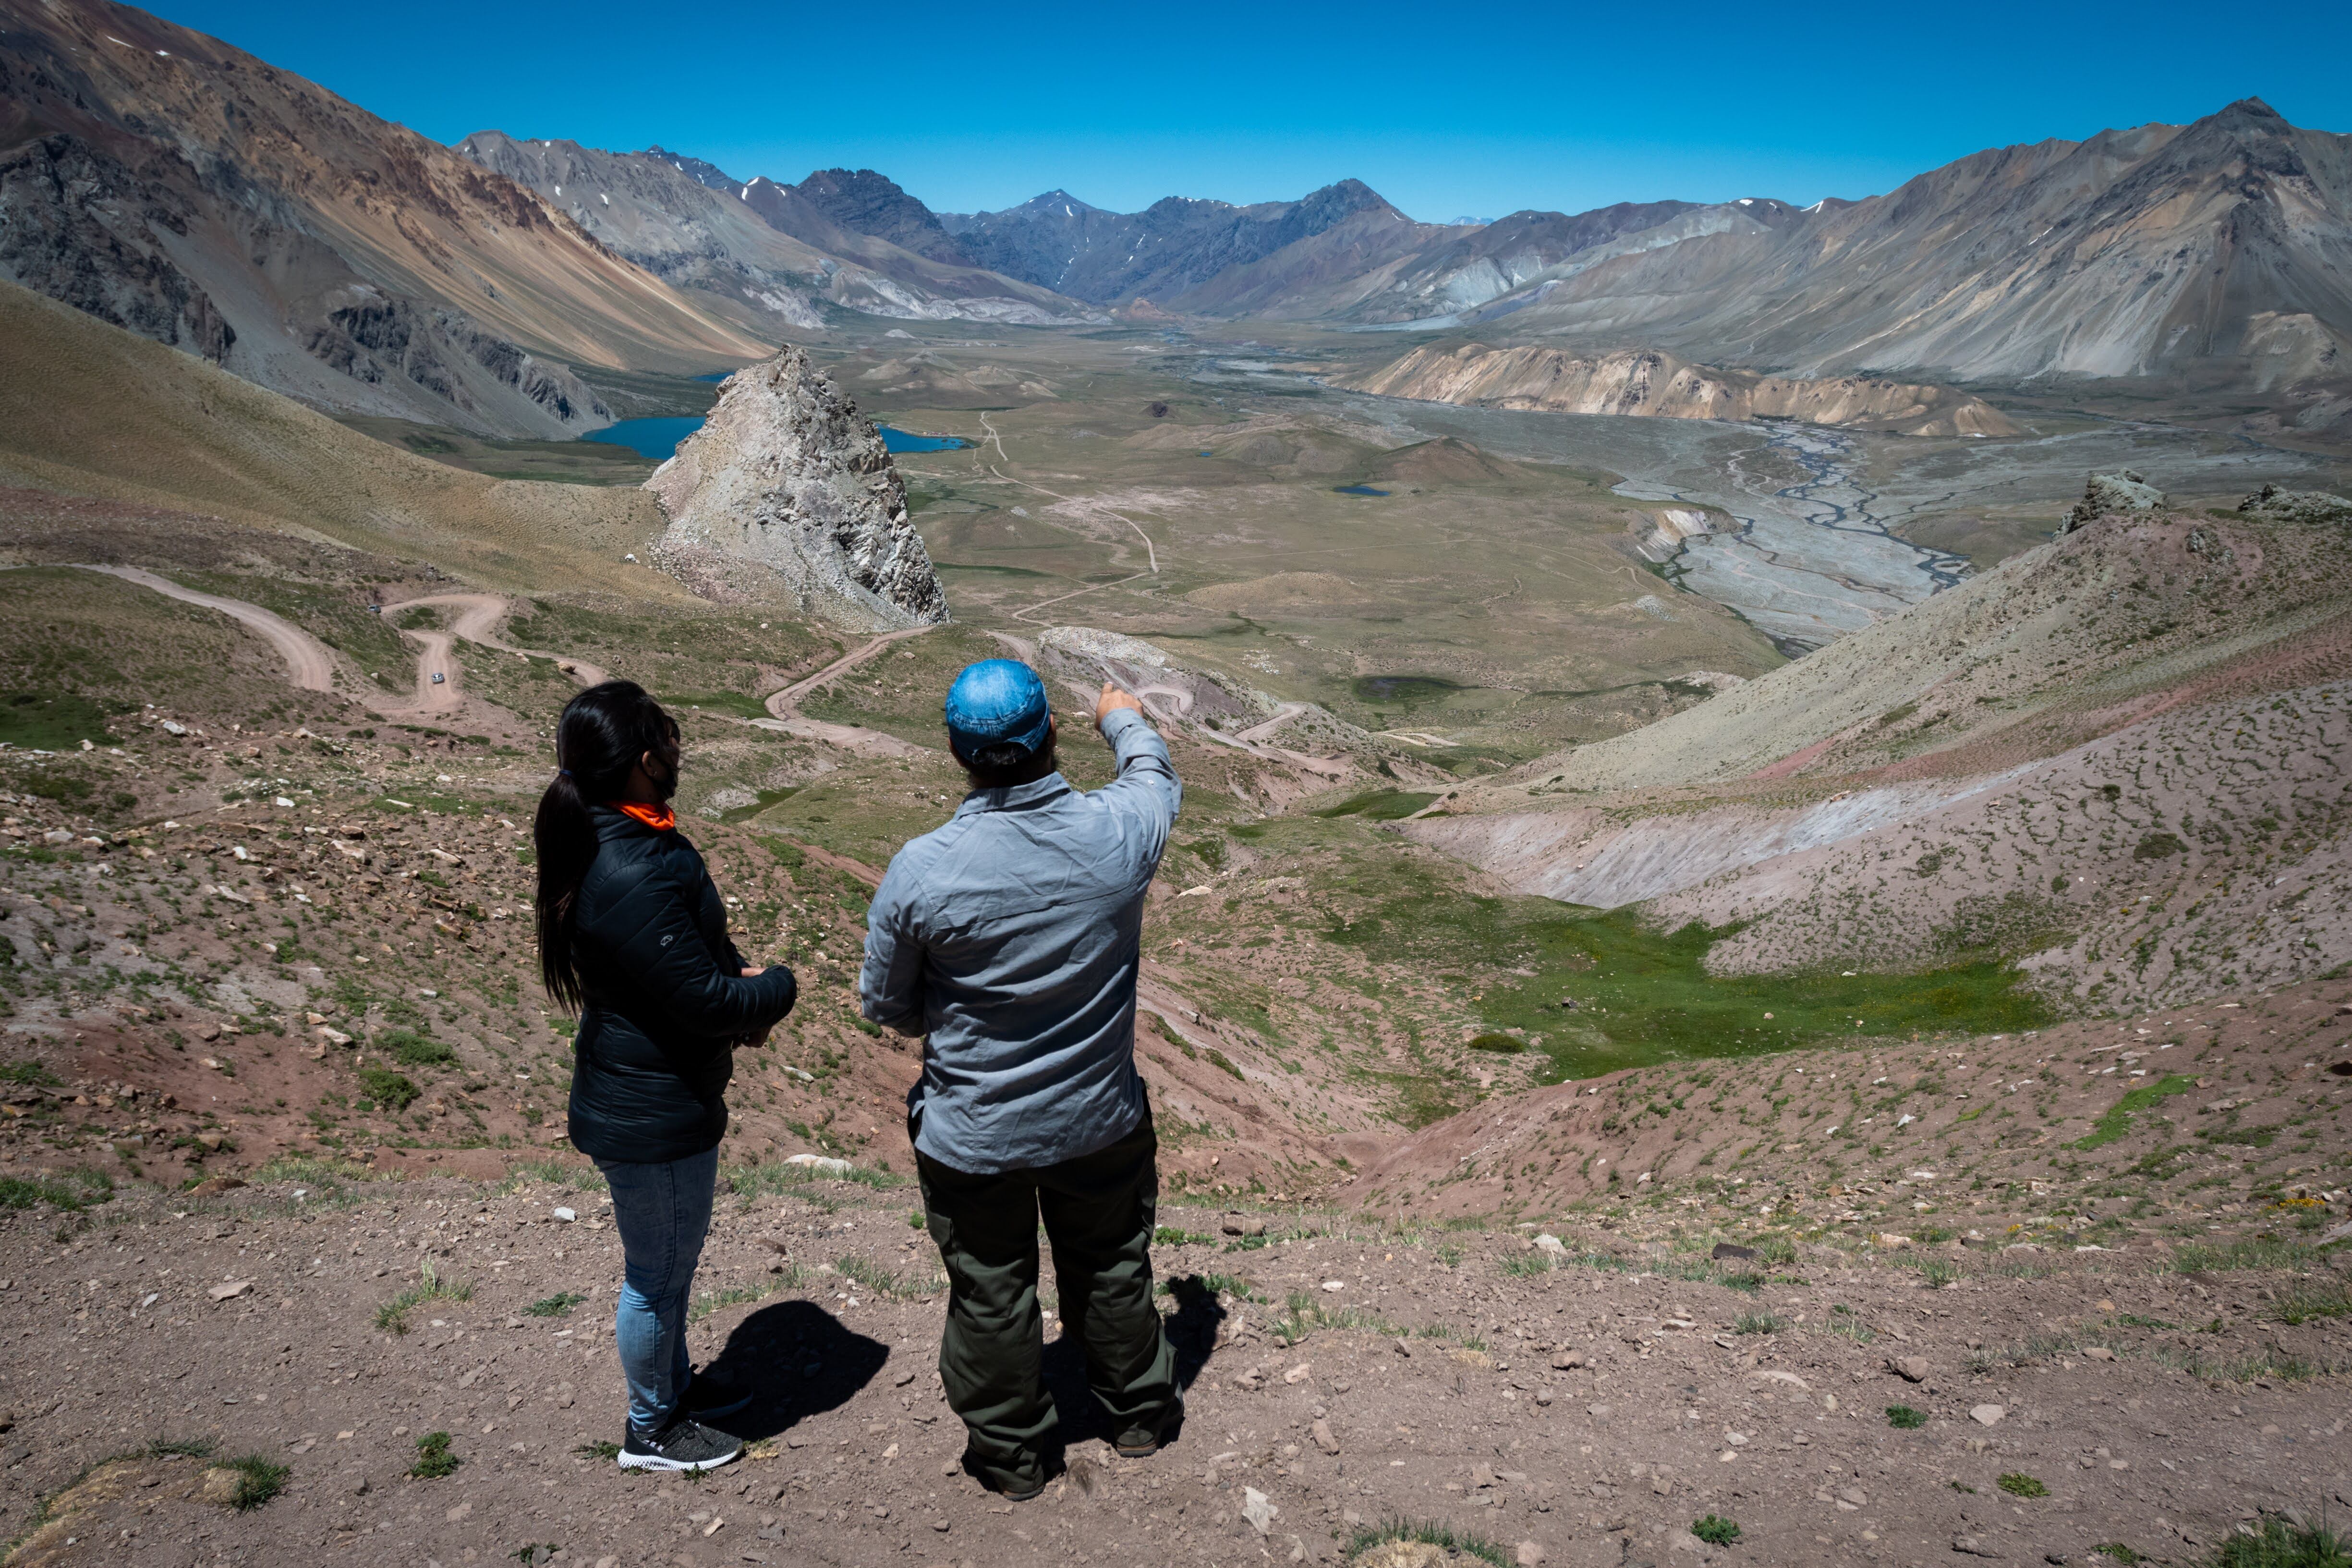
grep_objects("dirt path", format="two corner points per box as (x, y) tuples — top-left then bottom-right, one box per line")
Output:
(397, 624), (464, 712)
(62, 564), (337, 691)
(973, 412), (1162, 626)
(746, 627), (938, 757)
(379, 591), (613, 696)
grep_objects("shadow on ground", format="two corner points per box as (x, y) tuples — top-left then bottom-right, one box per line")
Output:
(707, 1300), (890, 1442)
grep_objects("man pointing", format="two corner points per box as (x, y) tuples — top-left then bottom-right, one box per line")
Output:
(860, 658), (1182, 1498)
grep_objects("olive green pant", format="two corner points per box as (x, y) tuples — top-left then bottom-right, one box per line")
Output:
(913, 1109), (1178, 1492)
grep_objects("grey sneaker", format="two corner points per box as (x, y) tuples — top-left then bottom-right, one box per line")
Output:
(618, 1418), (742, 1472)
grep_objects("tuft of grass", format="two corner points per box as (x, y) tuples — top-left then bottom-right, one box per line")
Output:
(1153, 1226), (1215, 1247)
(1734, 1312), (1783, 1336)
(1907, 1256), (1961, 1288)
(2175, 1239), (2321, 1275)
(1998, 1473), (2049, 1498)
(409, 1431), (460, 1479)
(688, 1266), (809, 1325)
(2208, 1513), (2351, 1568)
(1346, 1516), (1510, 1566)
(373, 1259), (472, 1335)
(0, 1060), (62, 1086)
(2272, 1282), (2352, 1326)
(218, 1455), (289, 1510)
(1886, 1405), (1927, 1430)
(573, 1439), (621, 1462)
(724, 1158), (900, 1197)
(498, 1157), (605, 1193)
(524, 1291), (585, 1318)
(1826, 1304), (1877, 1346)
(1692, 1515), (1742, 1547)
(2151, 1345), (2331, 1383)
(2095, 1545), (2146, 1565)
(834, 1255), (943, 1301)
(1160, 1271), (1261, 1303)
(0, 1167), (113, 1212)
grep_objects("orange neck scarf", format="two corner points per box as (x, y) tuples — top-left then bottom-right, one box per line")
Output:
(615, 801), (675, 832)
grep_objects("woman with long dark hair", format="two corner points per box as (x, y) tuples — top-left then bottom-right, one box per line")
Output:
(535, 680), (797, 1472)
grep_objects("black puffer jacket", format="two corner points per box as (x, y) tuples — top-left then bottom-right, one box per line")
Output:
(566, 807), (796, 1164)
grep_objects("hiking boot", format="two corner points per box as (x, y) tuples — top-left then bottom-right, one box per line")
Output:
(617, 1418), (742, 1472)
(680, 1373), (751, 1421)
(1115, 1399), (1182, 1459)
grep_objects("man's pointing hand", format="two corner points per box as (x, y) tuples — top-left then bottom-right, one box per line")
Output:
(1094, 682), (1143, 734)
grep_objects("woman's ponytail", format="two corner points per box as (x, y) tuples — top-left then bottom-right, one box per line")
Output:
(534, 681), (680, 1012)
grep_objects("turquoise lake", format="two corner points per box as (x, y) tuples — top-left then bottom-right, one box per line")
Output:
(579, 420), (963, 462)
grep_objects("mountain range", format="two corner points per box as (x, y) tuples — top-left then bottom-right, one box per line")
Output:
(2, 0), (2347, 440)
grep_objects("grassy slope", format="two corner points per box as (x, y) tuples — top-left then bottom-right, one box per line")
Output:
(0, 280), (678, 598)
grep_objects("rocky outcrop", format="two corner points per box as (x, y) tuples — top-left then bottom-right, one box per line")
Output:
(1336, 343), (2020, 438)
(646, 348), (947, 628)
(2062, 471), (2166, 532)
(2238, 482), (2352, 527)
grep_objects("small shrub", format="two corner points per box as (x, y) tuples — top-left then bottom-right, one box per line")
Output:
(1998, 1473), (2049, 1498)
(1886, 1405), (1927, 1429)
(1692, 1515), (1742, 1546)
(1153, 1225), (1214, 1246)
(1734, 1312), (1783, 1335)
(381, 1029), (456, 1067)
(357, 1067), (419, 1111)
(524, 1291), (584, 1318)
(410, 1431), (460, 1479)
(1466, 1033), (1526, 1054)
(2094, 1545), (2145, 1564)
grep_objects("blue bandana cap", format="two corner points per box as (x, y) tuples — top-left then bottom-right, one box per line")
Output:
(944, 659), (1053, 760)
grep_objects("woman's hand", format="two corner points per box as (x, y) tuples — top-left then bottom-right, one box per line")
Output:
(738, 967), (774, 1047)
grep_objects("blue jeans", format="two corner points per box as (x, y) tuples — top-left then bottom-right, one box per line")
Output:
(596, 1146), (718, 1436)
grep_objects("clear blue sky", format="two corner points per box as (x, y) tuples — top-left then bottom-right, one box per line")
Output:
(157, 0), (2351, 221)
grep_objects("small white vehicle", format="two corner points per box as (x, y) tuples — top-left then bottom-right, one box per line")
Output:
(430, 671), (447, 684)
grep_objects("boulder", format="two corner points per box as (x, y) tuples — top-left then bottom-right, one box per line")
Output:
(646, 346), (947, 628)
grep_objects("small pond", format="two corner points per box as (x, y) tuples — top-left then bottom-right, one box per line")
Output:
(1333, 484), (1391, 496)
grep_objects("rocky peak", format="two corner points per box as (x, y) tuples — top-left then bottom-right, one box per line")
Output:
(645, 347), (947, 628)
(788, 168), (970, 265)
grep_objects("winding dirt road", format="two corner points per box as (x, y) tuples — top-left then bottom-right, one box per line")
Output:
(64, 564), (336, 692)
(21, 568), (610, 721)
(378, 593), (611, 714)
(751, 628), (935, 757)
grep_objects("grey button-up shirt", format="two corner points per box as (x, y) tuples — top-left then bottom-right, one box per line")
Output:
(859, 706), (1179, 1175)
